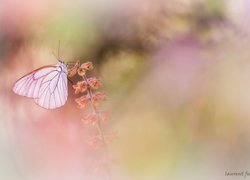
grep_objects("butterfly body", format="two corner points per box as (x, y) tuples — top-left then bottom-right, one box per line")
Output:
(13, 61), (68, 109)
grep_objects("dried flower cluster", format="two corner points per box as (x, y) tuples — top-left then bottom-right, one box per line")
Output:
(68, 60), (115, 179)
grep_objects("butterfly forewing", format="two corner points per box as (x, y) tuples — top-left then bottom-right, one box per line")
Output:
(13, 62), (68, 109)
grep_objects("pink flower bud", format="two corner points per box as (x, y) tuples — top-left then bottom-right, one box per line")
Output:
(68, 60), (80, 77)
(81, 61), (93, 71)
(68, 67), (77, 77)
(77, 67), (86, 76)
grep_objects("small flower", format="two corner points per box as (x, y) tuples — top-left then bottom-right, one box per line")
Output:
(68, 67), (77, 77)
(67, 60), (80, 77)
(82, 113), (99, 125)
(72, 81), (87, 94)
(81, 61), (93, 70)
(77, 67), (86, 76)
(92, 92), (106, 106)
(87, 132), (117, 149)
(75, 95), (90, 109)
(87, 77), (101, 90)
(87, 135), (104, 149)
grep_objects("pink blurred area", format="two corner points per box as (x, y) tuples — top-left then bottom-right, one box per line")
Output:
(2, 56), (97, 179)
(1, 0), (54, 38)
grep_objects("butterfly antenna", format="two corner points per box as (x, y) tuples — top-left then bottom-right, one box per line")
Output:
(58, 40), (61, 60)
(52, 50), (57, 60)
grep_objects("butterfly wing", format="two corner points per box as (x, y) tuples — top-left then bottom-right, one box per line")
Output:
(13, 63), (68, 109)
(34, 66), (68, 109)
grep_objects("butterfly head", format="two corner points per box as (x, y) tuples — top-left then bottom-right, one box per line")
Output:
(58, 60), (65, 64)
(57, 60), (68, 73)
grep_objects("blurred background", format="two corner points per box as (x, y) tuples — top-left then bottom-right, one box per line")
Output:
(1, 0), (250, 179)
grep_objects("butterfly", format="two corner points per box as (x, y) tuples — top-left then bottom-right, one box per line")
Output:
(12, 60), (68, 109)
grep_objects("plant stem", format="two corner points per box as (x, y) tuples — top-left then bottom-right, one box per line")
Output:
(83, 75), (106, 143)
(83, 74), (111, 180)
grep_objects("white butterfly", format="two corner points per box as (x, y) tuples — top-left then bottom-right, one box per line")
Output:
(13, 60), (68, 109)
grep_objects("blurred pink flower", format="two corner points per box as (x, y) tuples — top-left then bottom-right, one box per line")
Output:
(82, 113), (99, 125)
(75, 95), (89, 109)
(81, 61), (93, 71)
(87, 77), (101, 90)
(92, 92), (106, 106)
(73, 81), (88, 94)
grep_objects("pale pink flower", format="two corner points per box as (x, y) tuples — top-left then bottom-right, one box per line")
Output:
(81, 61), (93, 71)
(72, 81), (87, 94)
(87, 135), (104, 149)
(68, 60), (80, 77)
(87, 77), (101, 90)
(77, 67), (86, 76)
(68, 67), (77, 77)
(75, 95), (89, 109)
(82, 113), (99, 125)
(92, 92), (106, 106)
